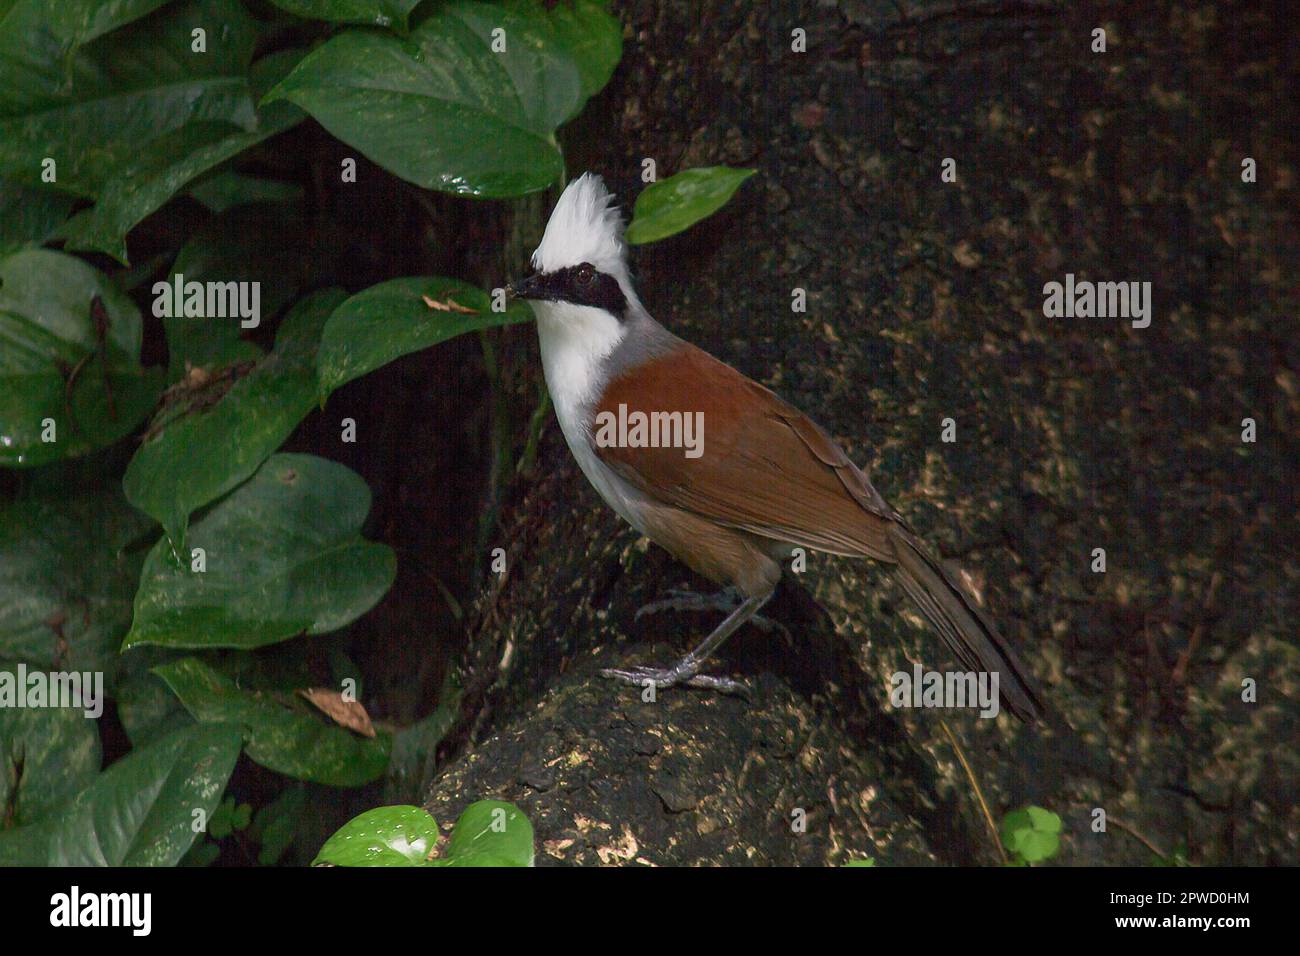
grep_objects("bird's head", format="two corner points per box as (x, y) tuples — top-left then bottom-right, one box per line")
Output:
(509, 173), (639, 320)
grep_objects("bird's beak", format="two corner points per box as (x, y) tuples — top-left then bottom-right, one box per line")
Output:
(506, 272), (554, 302)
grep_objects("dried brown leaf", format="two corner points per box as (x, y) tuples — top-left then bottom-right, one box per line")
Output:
(297, 688), (376, 738)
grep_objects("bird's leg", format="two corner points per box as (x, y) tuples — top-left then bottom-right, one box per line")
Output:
(635, 585), (789, 638)
(602, 591), (774, 695)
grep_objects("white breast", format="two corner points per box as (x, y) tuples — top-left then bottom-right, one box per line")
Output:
(533, 301), (650, 535)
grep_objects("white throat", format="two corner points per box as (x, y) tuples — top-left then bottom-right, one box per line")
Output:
(534, 299), (654, 534)
(533, 299), (625, 428)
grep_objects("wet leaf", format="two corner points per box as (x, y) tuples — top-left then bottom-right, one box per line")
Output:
(624, 166), (756, 245)
(313, 805), (441, 866)
(124, 453), (395, 651)
(154, 657), (391, 786)
(123, 289), (345, 546)
(431, 799), (533, 867)
(264, 0), (621, 197)
(317, 277), (530, 399)
(0, 490), (153, 687)
(46, 722), (243, 866)
(315, 799), (533, 867)
(0, 0), (260, 197)
(0, 249), (163, 468)
(0, 699), (102, 826)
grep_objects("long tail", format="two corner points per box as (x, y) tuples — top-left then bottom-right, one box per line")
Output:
(887, 524), (1044, 722)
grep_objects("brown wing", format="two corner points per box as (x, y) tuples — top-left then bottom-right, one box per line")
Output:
(592, 342), (899, 560)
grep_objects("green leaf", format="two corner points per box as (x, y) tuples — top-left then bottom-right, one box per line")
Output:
(55, 45), (308, 264)
(187, 171), (303, 213)
(0, 179), (77, 255)
(60, 106), (302, 264)
(0, 820), (52, 864)
(117, 670), (194, 748)
(0, 0), (174, 115)
(314, 805), (441, 866)
(250, 785), (306, 865)
(317, 277), (532, 398)
(46, 722), (243, 866)
(208, 796), (237, 839)
(431, 799), (533, 867)
(0, 249), (164, 468)
(264, 0), (622, 197)
(546, 0), (622, 103)
(265, 0), (421, 30)
(624, 166), (756, 245)
(123, 289), (345, 545)
(0, 490), (154, 687)
(124, 453), (396, 651)
(315, 800), (534, 867)
(0, 0), (261, 196)
(1001, 805), (1063, 864)
(844, 857), (876, 867)
(0, 697), (101, 825)
(154, 657), (392, 786)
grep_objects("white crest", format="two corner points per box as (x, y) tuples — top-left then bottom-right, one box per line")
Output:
(532, 173), (630, 283)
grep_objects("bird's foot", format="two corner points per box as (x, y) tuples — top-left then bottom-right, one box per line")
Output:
(599, 663), (750, 698)
(635, 586), (789, 639)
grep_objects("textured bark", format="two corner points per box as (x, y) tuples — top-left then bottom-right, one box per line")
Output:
(424, 0), (1298, 865)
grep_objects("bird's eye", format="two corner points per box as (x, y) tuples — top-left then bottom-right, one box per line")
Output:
(575, 264), (595, 286)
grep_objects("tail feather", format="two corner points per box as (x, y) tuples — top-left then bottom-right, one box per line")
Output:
(888, 525), (1044, 722)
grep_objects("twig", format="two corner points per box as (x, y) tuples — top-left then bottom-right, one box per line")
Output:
(1108, 817), (1172, 861)
(938, 718), (1007, 864)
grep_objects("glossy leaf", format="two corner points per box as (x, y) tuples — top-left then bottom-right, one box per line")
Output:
(0, 249), (163, 467)
(317, 277), (532, 398)
(431, 799), (533, 867)
(316, 800), (533, 867)
(61, 106), (302, 264)
(46, 722), (243, 866)
(154, 657), (392, 786)
(123, 289), (345, 545)
(0, 490), (154, 686)
(57, 47), (307, 264)
(124, 453), (396, 651)
(0, 0), (260, 197)
(0, 698), (102, 825)
(0, 0), (174, 114)
(264, 0), (621, 197)
(266, 0), (421, 30)
(313, 805), (440, 866)
(624, 166), (756, 245)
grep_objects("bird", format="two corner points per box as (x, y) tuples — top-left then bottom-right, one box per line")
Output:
(509, 173), (1043, 721)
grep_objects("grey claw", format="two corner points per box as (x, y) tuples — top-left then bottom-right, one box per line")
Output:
(600, 665), (749, 698)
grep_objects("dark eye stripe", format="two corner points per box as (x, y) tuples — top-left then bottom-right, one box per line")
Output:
(557, 264), (627, 317)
